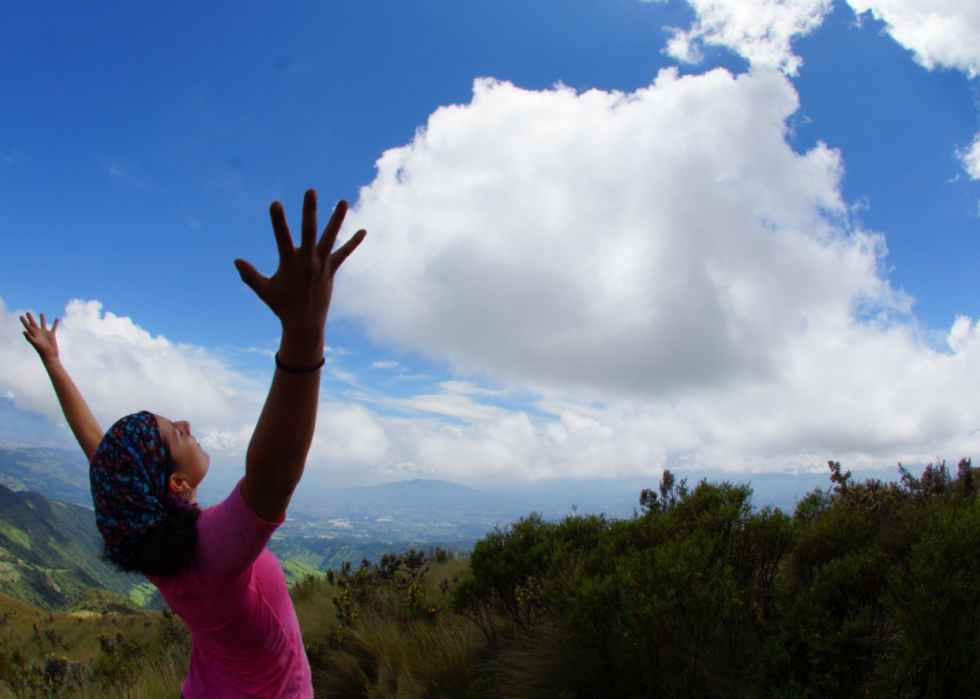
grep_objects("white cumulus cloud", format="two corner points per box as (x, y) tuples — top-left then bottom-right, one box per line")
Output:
(958, 133), (980, 180)
(843, 0), (980, 183)
(655, 0), (833, 75)
(340, 69), (895, 398)
(660, 0), (980, 79)
(327, 68), (980, 478)
(0, 299), (254, 429)
(6, 60), (980, 483)
(846, 0), (980, 77)
(0, 298), (391, 478)
(308, 402), (390, 467)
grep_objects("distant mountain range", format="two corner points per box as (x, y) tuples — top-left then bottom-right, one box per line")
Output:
(0, 445), (91, 506)
(0, 396), (77, 451)
(338, 478), (493, 509)
(282, 475), (646, 541)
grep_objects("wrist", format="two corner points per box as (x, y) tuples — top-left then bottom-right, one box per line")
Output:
(275, 353), (326, 374)
(277, 329), (325, 370)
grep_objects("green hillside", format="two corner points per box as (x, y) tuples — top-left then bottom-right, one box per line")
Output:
(62, 588), (145, 616)
(0, 484), (141, 611)
(0, 589), (187, 699)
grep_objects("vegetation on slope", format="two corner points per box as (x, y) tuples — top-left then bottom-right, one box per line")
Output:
(1, 460), (978, 698)
(296, 460), (980, 698)
(0, 486), (140, 611)
(446, 460), (980, 698)
(293, 547), (481, 698)
(0, 592), (187, 698)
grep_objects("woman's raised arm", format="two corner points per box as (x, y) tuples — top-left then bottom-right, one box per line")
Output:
(21, 312), (104, 460)
(235, 190), (366, 522)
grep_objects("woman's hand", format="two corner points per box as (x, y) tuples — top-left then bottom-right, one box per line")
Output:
(20, 312), (60, 361)
(238, 190), (366, 522)
(20, 311), (103, 458)
(234, 190), (366, 342)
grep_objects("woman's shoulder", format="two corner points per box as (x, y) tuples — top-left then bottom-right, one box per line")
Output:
(194, 479), (283, 579)
(199, 478), (282, 525)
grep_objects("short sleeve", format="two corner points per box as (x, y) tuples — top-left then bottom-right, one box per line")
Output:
(194, 479), (284, 581)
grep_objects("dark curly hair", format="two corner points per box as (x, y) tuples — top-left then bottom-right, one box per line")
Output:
(113, 445), (201, 577)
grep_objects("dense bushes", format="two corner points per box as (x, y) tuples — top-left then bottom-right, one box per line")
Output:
(452, 460), (980, 698)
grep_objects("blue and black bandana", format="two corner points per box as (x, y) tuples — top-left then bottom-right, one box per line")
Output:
(89, 411), (171, 564)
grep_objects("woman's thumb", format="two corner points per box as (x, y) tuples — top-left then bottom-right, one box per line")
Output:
(234, 259), (265, 294)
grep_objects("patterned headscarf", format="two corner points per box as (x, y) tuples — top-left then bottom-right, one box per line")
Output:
(89, 411), (173, 564)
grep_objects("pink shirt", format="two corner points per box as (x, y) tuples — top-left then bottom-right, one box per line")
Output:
(147, 480), (312, 699)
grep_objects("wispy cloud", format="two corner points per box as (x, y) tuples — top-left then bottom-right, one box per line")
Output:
(329, 368), (359, 386)
(370, 360), (400, 369)
(0, 149), (24, 165)
(241, 346), (276, 358)
(103, 159), (151, 191)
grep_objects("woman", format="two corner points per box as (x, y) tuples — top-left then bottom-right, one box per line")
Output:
(21, 190), (366, 699)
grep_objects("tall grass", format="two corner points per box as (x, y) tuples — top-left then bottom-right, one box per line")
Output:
(294, 554), (486, 699)
(0, 596), (188, 699)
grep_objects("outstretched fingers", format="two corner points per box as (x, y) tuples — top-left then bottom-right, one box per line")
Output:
(300, 189), (318, 251)
(330, 229), (367, 272)
(19, 312), (57, 334)
(269, 201), (296, 262)
(316, 200), (350, 259)
(20, 312), (60, 357)
(234, 259), (269, 296)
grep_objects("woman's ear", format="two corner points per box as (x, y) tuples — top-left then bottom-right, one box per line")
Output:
(167, 472), (197, 504)
(168, 472), (187, 494)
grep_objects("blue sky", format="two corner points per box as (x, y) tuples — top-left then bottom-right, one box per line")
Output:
(2, 0), (980, 496)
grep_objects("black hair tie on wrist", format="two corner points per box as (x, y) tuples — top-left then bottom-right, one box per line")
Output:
(274, 352), (326, 374)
